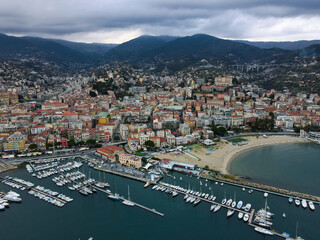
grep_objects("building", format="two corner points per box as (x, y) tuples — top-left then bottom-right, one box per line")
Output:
(214, 75), (233, 87)
(3, 132), (27, 152)
(119, 154), (142, 168)
(96, 145), (124, 161)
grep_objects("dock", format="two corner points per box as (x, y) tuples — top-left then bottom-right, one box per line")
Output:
(92, 186), (164, 217)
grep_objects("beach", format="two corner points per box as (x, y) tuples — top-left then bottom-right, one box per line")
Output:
(154, 136), (308, 175)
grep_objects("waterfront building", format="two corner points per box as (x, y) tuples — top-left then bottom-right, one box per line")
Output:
(3, 132), (27, 152)
(119, 154), (142, 168)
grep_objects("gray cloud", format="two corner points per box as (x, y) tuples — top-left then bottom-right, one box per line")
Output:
(0, 0), (319, 42)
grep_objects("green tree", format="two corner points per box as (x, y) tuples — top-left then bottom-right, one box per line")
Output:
(77, 141), (85, 146)
(144, 140), (155, 149)
(29, 143), (38, 150)
(86, 139), (96, 145)
(46, 143), (53, 149)
(114, 135), (120, 141)
(68, 139), (75, 147)
(55, 142), (62, 147)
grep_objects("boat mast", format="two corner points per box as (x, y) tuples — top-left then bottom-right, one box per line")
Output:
(128, 185), (130, 201)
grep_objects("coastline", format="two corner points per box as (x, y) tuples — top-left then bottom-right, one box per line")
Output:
(222, 136), (309, 175)
(154, 135), (309, 175)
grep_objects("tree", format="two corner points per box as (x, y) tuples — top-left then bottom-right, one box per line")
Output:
(77, 141), (85, 146)
(55, 142), (62, 147)
(68, 139), (75, 147)
(46, 143), (53, 149)
(144, 140), (155, 149)
(86, 139), (96, 145)
(29, 143), (38, 150)
(114, 135), (120, 141)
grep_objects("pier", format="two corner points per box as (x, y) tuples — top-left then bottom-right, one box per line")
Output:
(93, 186), (164, 217)
(200, 175), (320, 204)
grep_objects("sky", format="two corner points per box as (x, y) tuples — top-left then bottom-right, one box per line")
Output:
(1, 0), (320, 43)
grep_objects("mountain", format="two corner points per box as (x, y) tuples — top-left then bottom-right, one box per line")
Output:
(0, 33), (105, 64)
(299, 44), (320, 57)
(237, 40), (320, 50)
(106, 34), (292, 67)
(48, 39), (117, 55)
(106, 35), (176, 62)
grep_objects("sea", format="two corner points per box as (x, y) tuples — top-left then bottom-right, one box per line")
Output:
(0, 143), (319, 240)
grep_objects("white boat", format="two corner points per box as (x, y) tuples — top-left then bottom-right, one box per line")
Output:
(123, 185), (134, 206)
(144, 182), (150, 188)
(295, 198), (301, 206)
(242, 188), (245, 191)
(0, 204), (5, 210)
(184, 194), (189, 200)
(238, 212), (244, 219)
(226, 199), (232, 206)
(264, 192), (268, 198)
(210, 204), (216, 211)
(193, 198), (201, 206)
(172, 191), (178, 197)
(248, 189), (253, 194)
(227, 209), (234, 217)
(243, 203), (251, 212)
(308, 201), (315, 211)
(254, 227), (274, 236)
(301, 199), (307, 209)
(288, 197), (293, 203)
(231, 201), (236, 208)
(282, 213), (286, 218)
(221, 198), (227, 205)
(213, 205), (221, 212)
(243, 213), (249, 222)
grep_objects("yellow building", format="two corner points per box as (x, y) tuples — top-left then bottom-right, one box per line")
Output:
(3, 132), (27, 152)
(119, 154), (142, 168)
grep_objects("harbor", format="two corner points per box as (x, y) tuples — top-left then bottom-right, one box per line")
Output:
(0, 153), (319, 239)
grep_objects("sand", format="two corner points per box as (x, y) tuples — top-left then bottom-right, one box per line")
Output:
(154, 136), (308, 175)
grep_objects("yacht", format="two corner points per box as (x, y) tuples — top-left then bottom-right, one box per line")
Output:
(254, 227), (274, 236)
(243, 213), (249, 222)
(210, 204), (216, 211)
(295, 198), (301, 206)
(144, 182), (150, 188)
(221, 198), (227, 205)
(193, 198), (201, 206)
(238, 212), (244, 220)
(122, 186), (134, 207)
(226, 199), (232, 206)
(308, 201), (315, 211)
(282, 213), (286, 218)
(227, 209), (234, 217)
(108, 193), (120, 200)
(237, 201), (243, 209)
(288, 197), (293, 203)
(184, 194), (189, 200)
(213, 205), (221, 212)
(248, 189), (253, 194)
(264, 192), (268, 198)
(301, 199), (307, 209)
(243, 203), (252, 212)
(172, 191), (178, 197)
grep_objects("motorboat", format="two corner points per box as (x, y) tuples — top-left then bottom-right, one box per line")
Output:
(238, 212), (244, 219)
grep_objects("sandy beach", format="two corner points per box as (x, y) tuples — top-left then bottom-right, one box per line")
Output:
(154, 136), (309, 175)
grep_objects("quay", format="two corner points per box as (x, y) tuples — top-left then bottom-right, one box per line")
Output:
(200, 175), (320, 204)
(93, 186), (164, 217)
(158, 182), (254, 215)
(94, 166), (160, 185)
(31, 187), (67, 204)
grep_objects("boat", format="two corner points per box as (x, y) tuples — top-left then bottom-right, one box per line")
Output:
(210, 204), (216, 211)
(193, 198), (201, 206)
(237, 201), (243, 209)
(122, 185), (134, 206)
(213, 205), (221, 212)
(226, 199), (232, 206)
(108, 193), (120, 200)
(288, 197), (293, 203)
(243, 213), (249, 222)
(282, 213), (286, 218)
(243, 203), (251, 212)
(172, 191), (178, 197)
(238, 212), (244, 219)
(301, 199), (307, 209)
(295, 198), (301, 206)
(222, 198), (227, 205)
(227, 209), (234, 217)
(248, 189), (253, 194)
(184, 194), (189, 200)
(242, 188), (245, 191)
(264, 192), (268, 198)
(254, 227), (274, 236)
(144, 182), (150, 188)
(308, 201), (315, 211)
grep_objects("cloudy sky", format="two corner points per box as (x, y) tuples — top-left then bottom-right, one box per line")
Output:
(1, 0), (320, 43)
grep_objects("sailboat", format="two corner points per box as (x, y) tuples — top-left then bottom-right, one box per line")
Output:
(108, 177), (120, 200)
(123, 185), (134, 206)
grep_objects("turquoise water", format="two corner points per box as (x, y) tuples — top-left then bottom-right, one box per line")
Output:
(0, 157), (319, 240)
(229, 142), (320, 196)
